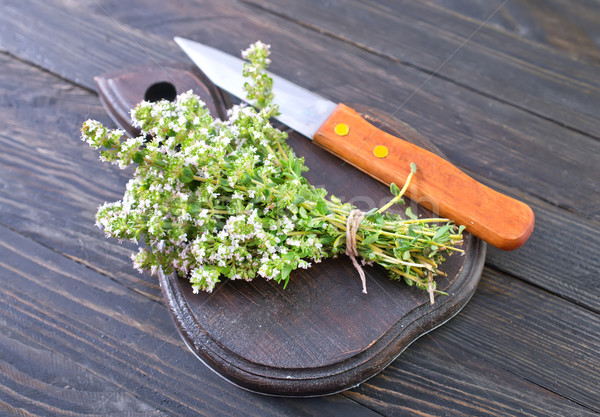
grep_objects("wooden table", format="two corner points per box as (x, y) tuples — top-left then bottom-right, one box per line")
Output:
(1, 1), (599, 415)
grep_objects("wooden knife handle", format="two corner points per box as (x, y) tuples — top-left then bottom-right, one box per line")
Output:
(313, 104), (534, 250)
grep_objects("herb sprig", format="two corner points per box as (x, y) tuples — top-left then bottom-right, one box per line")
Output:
(81, 41), (464, 303)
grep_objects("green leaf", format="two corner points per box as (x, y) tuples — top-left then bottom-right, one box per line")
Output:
(410, 162), (417, 173)
(239, 172), (252, 185)
(433, 224), (452, 242)
(405, 206), (418, 220)
(179, 167), (194, 183)
(103, 138), (116, 149)
(367, 212), (385, 226)
(293, 195), (305, 206)
(292, 158), (303, 177)
(362, 233), (380, 245)
(298, 206), (308, 219)
(390, 182), (400, 196)
(189, 203), (201, 215)
(299, 189), (313, 200)
(320, 235), (335, 245)
(429, 246), (438, 258)
(281, 264), (294, 289)
(153, 155), (165, 167)
(315, 199), (329, 215)
(132, 151), (145, 164)
(409, 232), (423, 245)
(364, 208), (377, 216)
(457, 225), (466, 235)
(333, 234), (345, 250)
(283, 252), (296, 261)
(308, 218), (322, 228)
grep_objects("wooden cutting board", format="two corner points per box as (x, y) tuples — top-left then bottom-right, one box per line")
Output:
(95, 64), (486, 397)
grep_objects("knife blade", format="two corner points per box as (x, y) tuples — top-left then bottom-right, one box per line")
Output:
(174, 36), (534, 250)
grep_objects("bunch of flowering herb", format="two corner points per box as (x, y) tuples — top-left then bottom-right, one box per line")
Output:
(81, 41), (464, 303)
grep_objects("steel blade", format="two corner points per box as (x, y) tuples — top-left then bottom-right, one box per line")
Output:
(174, 37), (337, 139)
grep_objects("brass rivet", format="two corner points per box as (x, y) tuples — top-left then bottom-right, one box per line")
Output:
(373, 145), (389, 158)
(334, 123), (349, 136)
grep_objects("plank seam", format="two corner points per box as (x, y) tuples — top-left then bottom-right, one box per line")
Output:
(459, 337), (600, 414)
(0, 220), (163, 304)
(0, 50), (97, 95)
(484, 262), (600, 315)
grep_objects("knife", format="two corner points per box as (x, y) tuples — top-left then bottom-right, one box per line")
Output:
(174, 37), (534, 250)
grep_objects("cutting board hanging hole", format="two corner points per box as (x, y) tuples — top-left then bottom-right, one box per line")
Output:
(145, 81), (177, 102)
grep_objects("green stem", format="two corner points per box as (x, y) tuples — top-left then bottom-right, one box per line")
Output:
(378, 163), (417, 214)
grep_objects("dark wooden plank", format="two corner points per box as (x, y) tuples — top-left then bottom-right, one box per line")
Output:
(0, 332), (167, 416)
(443, 169), (600, 312)
(426, 0), (600, 64)
(485, 186), (600, 312)
(2, 0), (599, 221)
(0, 0), (183, 91)
(344, 266), (600, 415)
(0, 66), (592, 408)
(241, 0), (600, 139)
(0, 224), (380, 416)
(348, 337), (598, 417)
(1, 40), (596, 321)
(0, 52), (163, 301)
(2, 223), (597, 415)
(433, 267), (600, 412)
(1, 0), (598, 311)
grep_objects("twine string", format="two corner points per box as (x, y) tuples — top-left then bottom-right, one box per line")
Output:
(346, 209), (367, 294)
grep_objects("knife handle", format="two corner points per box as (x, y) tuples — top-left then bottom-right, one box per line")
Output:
(313, 104), (534, 250)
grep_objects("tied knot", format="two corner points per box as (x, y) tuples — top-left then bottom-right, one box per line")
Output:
(346, 209), (367, 294)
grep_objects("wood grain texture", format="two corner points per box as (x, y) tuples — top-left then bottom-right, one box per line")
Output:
(0, 224), (381, 416)
(242, 0), (600, 139)
(0, 0), (598, 311)
(0, 53), (163, 302)
(426, 0), (600, 64)
(0, 0), (598, 414)
(347, 334), (599, 417)
(2, 0), (599, 221)
(158, 238), (481, 397)
(345, 267), (600, 415)
(2, 220), (596, 415)
(0, 331), (167, 416)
